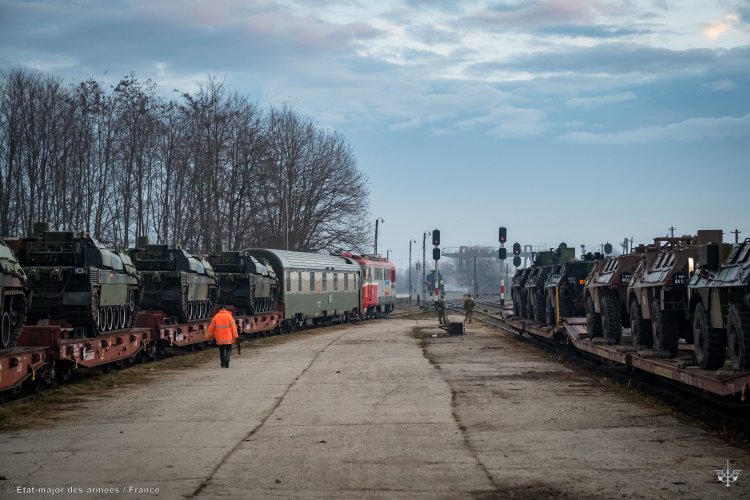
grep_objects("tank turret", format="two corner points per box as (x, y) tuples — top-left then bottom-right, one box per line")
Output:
(0, 239), (31, 348)
(129, 238), (218, 323)
(13, 224), (141, 335)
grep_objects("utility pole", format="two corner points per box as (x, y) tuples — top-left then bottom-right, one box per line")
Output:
(669, 226), (676, 238)
(409, 239), (416, 303)
(422, 232), (427, 306)
(374, 217), (384, 255)
(473, 256), (478, 299)
(732, 229), (741, 244)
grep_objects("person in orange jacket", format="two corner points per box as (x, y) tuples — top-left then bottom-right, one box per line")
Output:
(208, 307), (239, 368)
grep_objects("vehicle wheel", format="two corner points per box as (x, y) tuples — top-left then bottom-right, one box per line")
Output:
(0, 312), (11, 348)
(106, 307), (115, 331)
(90, 290), (101, 332)
(629, 300), (652, 347)
(651, 299), (678, 357)
(585, 296), (602, 339)
(545, 296), (556, 326)
(534, 293), (546, 325)
(7, 295), (19, 327)
(727, 305), (750, 369)
(693, 302), (726, 370)
(601, 296), (622, 342)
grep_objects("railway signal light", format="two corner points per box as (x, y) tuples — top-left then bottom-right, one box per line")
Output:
(498, 247), (507, 260)
(604, 242), (613, 255)
(513, 255), (521, 267)
(498, 227), (507, 244)
(433, 247), (440, 260)
(432, 229), (440, 246)
(512, 242), (521, 255)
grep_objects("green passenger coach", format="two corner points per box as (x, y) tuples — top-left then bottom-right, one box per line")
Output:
(245, 249), (362, 329)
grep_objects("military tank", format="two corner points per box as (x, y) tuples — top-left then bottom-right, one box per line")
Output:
(0, 239), (31, 348)
(12, 223), (141, 335)
(208, 247), (279, 316)
(130, 237), (218, 323)
(689, 238), (750, 370)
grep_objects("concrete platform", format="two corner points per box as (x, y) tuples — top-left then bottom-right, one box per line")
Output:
(1, 319), (748, 499)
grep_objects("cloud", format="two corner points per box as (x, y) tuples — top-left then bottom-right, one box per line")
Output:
(559, 113), (750, 144)
(704, 79), (737, 91)
(703, 14), (739, 41)
(564, 91), (636, 107)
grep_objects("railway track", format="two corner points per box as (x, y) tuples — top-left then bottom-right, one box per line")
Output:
(448, 299), (750, 444)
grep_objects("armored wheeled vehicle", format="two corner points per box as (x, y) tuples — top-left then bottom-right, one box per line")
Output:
(583, 250), (645, 341)
(523, 249), (572, 324)
(689, 238), (750, 370)
(209, 248), (279, 315)
(511, 268), (532, 318)
(627, 230), (721, 356)
(0, 239), (31, 348)
(11, 223), (141, 335)
(129, 237), (218, 323)
(544, 256), (598, 327)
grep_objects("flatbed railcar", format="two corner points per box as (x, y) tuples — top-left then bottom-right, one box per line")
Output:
(498, 307), (750, 400)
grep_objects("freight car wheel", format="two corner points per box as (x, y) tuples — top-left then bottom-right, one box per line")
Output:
(629, 300), (652, 347)
(727, 305), (750, 369)
(585, 296), (602, 339)
(693, 302), (726, 370)
(0, 312), (11, 348)
(651, 299), (678, 357)
(601, 296), (622, 343)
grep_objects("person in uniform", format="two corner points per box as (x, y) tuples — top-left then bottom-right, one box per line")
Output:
(464, 294), (476, 323)
(437, 296), (447, 325)
(208, 307), (239, 368)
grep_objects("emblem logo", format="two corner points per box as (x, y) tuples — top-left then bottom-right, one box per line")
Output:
(714, 460), (741, 488)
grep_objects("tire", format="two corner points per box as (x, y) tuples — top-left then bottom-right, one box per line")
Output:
(693, 302), (726, 370)
(585, 296), (602, 339)
(629, 300), (652, 347)
(727, 305), (750, 369)
(534, 292), (546, 325)
(544, 300), (557, 325)
(651, 298), (678, 357)
(601, 296), (622, 342)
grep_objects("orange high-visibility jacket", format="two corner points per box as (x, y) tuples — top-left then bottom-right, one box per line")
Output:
(208, 309), (238, 345)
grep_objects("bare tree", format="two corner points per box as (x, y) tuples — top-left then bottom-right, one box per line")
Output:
(0, 68), (371, 256)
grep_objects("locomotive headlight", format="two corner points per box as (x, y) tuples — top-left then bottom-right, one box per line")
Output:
(74, 267), (86, 274)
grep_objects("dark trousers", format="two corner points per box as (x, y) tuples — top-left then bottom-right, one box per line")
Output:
(219, 344), (232, 367)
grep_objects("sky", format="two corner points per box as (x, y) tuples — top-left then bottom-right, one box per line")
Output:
(1, 0), (749, 272)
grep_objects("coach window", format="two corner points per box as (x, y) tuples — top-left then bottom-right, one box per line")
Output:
(322, 272), (328, 291)
(333, 272), (339, 290)
(297, 271), (302, 292)
(286, 271), (291, 292)
(310, 272), (315, 291)
(344, 272), (349, 290)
